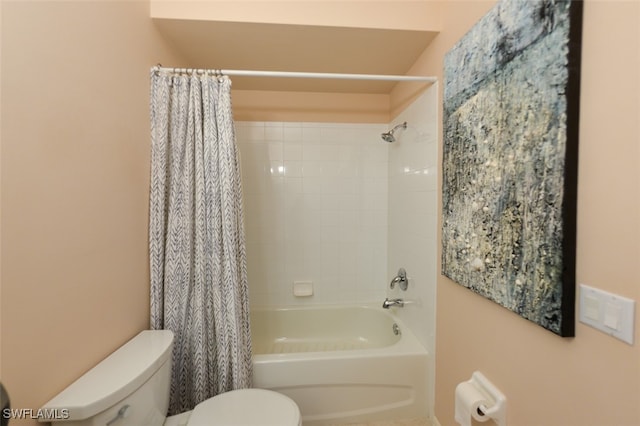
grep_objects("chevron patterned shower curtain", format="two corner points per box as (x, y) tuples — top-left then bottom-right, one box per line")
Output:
(149, 69), (252, 415)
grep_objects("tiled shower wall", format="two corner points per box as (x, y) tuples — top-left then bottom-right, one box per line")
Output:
(236, 122), (389, 307)
(387, 85), (438, 416)
(387, 84), (438, 351)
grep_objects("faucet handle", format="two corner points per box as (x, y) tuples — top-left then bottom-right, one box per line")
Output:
(389, 267), (408, 291)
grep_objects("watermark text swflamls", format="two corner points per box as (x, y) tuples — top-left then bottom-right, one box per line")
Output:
(2, 408), (70, 420)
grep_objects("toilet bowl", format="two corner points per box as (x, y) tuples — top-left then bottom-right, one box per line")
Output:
(39, 330), (301, 426)
(166, 389), (301, 426)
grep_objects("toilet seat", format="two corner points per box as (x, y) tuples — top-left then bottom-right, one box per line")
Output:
(187, 389), (301, 426)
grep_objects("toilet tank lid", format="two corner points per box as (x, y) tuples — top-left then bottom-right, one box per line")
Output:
(40, 330), (174, 422)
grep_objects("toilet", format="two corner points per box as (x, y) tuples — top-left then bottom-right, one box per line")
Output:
(39, 330), (301, 426)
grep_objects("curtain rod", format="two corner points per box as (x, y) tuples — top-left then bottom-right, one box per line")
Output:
(153, 66), (437, 83)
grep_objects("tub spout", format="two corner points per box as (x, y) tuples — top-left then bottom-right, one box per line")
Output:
(382, 298), (404, 309)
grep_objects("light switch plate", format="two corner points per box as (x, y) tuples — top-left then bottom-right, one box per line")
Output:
(579, 284), (635, 345)
(583, 294), (600, 321)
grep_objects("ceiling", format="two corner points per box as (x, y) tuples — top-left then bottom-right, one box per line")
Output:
(153, 19), (438, 94)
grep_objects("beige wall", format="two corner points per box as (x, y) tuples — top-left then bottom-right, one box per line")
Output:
(392, 1), (640, 425)
(0, 1), (182, 423)
(232, 90), (391, 123)
(2, 1), (638, 426)
(150, 0), (442, 32)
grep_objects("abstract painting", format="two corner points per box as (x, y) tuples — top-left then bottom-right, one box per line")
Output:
(442, 0), (582, 336)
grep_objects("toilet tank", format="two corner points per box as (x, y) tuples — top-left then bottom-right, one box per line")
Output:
(39, 330), (174, 425)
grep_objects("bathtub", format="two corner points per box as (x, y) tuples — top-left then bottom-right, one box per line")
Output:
(250, 305), (429, 425)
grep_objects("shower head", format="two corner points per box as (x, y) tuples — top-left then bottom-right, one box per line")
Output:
(381, 122), (407, 143)
(381, 132), (396, 143)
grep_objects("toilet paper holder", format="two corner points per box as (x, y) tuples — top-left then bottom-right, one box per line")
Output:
(467, 371), (506, 426)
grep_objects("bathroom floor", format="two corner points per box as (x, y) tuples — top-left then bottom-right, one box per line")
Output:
(329, 418), (432, 426)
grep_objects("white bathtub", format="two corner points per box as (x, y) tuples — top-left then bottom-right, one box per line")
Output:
(250, 305), (429, 425)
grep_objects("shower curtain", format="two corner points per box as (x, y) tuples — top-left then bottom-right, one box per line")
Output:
(149, 69), (252, 415)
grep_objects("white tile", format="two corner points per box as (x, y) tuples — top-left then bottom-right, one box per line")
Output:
(236, 123), (265, 142)
(336, 161), (361, 178)
(321, 209), (341, 228)
(362, 143), (389, 163)
(303, 144), (340, 161)
(302, 161), (326, 177)
(320, 225), (342, 244)
(301, 193), (324, 211)
(423, 165), (438, 191)
(363, 161), (388, 179)
(264, 124), (284, 141)
(283, 142), (303, 160)
(361, 209), (387, 228)
(338, 144), (360, 160)
(302, 177), (324, 194)
(325, 177), (359, 195)
(268, 161), (285, 177)
(362, 177), (387, 194)
(283, 176), (303, 196)
(320, 126), (347, 142)
(301, 126), (324, 142)
(283, 161), (303, 178)
(360, 227), (387, 246)
(330, 194), (360, 211)
(362, 192), (387, 211)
